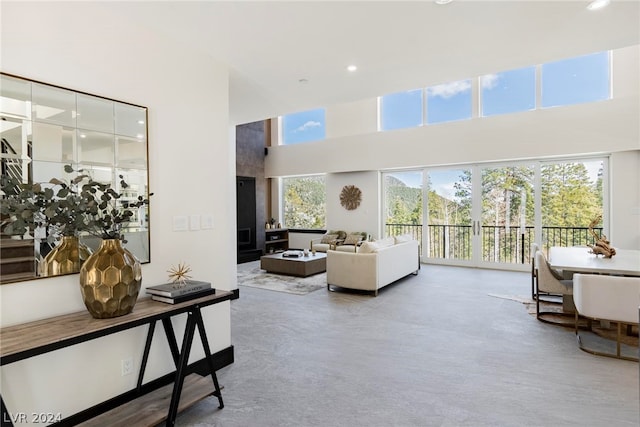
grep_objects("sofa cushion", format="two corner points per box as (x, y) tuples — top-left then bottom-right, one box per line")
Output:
(394, 234), (413, 244)
(321, 233), (339, 244)
(375, 237), (395, 248)
(344, 233), (363, 245)
(358, 237), (394, 253)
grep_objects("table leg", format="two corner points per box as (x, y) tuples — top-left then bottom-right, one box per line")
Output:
(162, 317), (180, 367)
(166, 312), (197, 426)
(194, 308), (224, 409)
(137, 321), (156, 391)
(1, 395), (14, 427)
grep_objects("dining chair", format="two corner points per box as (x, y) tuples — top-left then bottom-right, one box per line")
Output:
(573, 273), (640, 361)
(535, 250), (575, 327)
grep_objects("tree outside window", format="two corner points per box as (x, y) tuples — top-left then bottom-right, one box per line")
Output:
(283, 175), (326, 229)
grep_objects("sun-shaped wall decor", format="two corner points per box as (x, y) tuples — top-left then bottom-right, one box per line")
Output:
(340, 185), (362, 211)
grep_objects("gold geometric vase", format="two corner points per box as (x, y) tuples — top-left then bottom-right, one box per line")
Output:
(41, 235), (92, 277)
(79, 239), (142, 319)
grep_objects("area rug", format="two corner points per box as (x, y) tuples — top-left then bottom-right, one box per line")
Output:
(237, 260), (326, 295)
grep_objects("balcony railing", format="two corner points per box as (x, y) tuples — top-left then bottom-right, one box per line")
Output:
(385, 224), (603, 265)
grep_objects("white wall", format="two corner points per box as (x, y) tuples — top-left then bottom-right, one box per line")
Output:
(326, 172), (380, 238)
(0, 3), (236, 423)
(266, 45), (640, 248)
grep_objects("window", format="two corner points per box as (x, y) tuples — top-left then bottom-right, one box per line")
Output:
(481, 66), (536, 117)
(383, 170), (423, 241)
(426, 80), (472, 124)
(281, 108), (326, 145)
(540, 159), (605, 248)
(379, 89), (423, 131)
(282, 175), (326, 229)
(541, 51), (610, 108)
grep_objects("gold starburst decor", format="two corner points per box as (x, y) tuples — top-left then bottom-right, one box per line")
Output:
(340, 185), (362, 211)
(167, 262), (193, 288)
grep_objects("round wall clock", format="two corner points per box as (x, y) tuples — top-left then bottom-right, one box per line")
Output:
(340, 185), (362, 210)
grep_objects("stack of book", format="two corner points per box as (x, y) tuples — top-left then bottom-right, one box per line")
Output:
(146, 280), (214, 304)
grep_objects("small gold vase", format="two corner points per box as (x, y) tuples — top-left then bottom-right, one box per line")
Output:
(41, 235), (92, 277)
(79, 239), (142, 319)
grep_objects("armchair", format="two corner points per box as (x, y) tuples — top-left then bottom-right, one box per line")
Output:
(310, 230), (347, 253)
(334, 231), (367, 253)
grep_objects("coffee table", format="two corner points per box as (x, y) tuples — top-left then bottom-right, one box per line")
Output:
(260, 252), (327, 277)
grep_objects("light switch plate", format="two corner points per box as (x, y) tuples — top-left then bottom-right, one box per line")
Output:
(173, 216), (188, 231)
(201, 214), (214, 229)
(190, 215), (201, 230)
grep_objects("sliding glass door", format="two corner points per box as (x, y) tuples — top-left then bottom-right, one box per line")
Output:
(479, 164), (534, 267)
(422, 157), (607, 270)
(425, 168), (474, 265)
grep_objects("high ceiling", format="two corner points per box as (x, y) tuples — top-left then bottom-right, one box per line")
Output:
(116, 1), (639, 125)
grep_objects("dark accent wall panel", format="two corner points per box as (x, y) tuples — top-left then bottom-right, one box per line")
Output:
(236, 121), (267, 260)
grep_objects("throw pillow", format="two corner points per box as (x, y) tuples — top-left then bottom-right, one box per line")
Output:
(358, 241), (379, 253)
(344, 233), (363, 245)
(328, 230), (347, 240)
(394, 234), (413, 244)
(375, 237), (395, 248)
(320, 233), (339, 244)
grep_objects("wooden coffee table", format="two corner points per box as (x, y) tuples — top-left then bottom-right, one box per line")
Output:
(260, 252), (327, 277)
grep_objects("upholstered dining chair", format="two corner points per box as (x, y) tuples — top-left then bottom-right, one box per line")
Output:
(535, 250), (575, 327)
(573, 273), (640, 361)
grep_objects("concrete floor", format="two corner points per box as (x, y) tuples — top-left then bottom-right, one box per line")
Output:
(176, 264), (639, 427)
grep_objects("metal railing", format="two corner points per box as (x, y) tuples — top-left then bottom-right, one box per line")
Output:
(385, 223), (603, 265)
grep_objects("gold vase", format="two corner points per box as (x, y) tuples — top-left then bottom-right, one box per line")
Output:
(41, 235), (92, 277)
(79, 239), (142, 319)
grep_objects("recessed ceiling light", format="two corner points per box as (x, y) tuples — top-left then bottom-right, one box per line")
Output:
(434, 0), (453, 5)
(347, 65), (358, 72)
(587, 0), (610, 11)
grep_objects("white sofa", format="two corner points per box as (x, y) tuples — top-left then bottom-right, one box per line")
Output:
(326, 236), (419, 296)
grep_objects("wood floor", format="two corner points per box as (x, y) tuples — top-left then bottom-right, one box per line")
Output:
(175, 264), (640, 427)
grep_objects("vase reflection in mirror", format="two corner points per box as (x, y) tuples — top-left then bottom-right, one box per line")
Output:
(79, 239), (142, 319)
(40, 236), (92, 277)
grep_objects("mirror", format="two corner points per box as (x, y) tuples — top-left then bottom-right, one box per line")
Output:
(0, 72), (150, 284)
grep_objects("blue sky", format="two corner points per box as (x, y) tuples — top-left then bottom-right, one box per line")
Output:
(281, 108), (325, 144)
(282, 51), (610, 145)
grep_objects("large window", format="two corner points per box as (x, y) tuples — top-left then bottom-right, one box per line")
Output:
(383, 170), (423, 248)
(540, 159), (604, 248)
(481, 66), (536, 117)
(281, 108), (326, 145)
(426, 80), (472, 125)
(379, 89), (423, 131)
(541, 51), (610, 108)
(282, 175), (326, 229)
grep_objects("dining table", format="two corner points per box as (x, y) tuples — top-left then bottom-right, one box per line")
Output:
(547, 246), (640, 314)
(548, 246), (640, 277)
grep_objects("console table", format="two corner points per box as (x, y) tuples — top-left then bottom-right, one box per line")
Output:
(0, 291), (233, 427)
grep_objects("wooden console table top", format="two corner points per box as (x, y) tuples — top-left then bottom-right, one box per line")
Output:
(0, 291), (233, 365)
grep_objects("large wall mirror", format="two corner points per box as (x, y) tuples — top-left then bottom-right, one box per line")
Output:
(0, 72), (150, 284)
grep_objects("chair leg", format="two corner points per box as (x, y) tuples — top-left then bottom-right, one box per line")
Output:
(617, 322), (622, 358)
(531, 265), (535, 300)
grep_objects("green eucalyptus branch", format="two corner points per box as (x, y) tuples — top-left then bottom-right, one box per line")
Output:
(1, 165), (152, 242)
